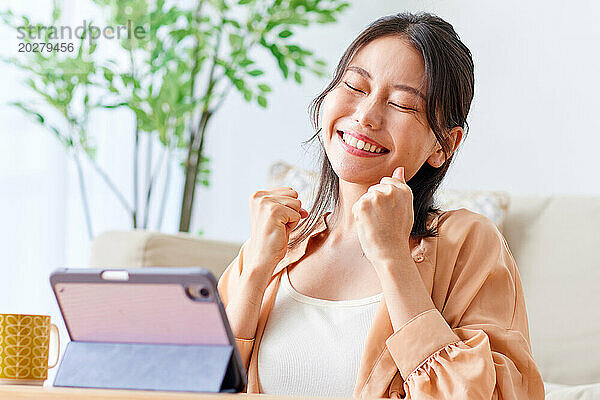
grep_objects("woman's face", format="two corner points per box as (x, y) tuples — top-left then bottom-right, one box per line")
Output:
(321, 36), (447, 185)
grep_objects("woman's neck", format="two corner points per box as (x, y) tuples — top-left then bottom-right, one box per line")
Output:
(325, 181), (370, 243)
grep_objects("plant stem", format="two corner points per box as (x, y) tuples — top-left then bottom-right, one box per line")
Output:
(157, 149), (172, 231)
(177, 8), (269, 232)
(82, 152), (134, 216)
(133, 120), (139, 229)
(188, 0), (206, 102)
(179, 19), (223, 232)
(130, 48), (138, 229)
(179, 109), (212, 232)
(142, 134), (153, 229)
(73, 152), (94, 240)
(212, 82), (232, 111)
(143, 140), (165, 229)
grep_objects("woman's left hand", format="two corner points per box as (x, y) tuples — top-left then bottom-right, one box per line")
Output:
(352, 166), (414, 266)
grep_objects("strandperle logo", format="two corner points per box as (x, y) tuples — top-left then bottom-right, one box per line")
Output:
(16, 19), (148, 45)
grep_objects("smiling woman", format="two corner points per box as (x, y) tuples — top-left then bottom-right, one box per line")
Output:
(297, 15), (474, 246)
(217, 12), (545, 399)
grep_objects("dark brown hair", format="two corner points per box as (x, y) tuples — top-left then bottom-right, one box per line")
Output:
(289, 12), (475, 249)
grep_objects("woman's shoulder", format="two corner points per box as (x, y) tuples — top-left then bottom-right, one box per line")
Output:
(431, 208), (512, 264)
(435, 207), (502, 241)
(432, 208), (517, 279)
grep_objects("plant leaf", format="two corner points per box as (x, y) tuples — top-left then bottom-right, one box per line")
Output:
(278, 29), (293, 38)
(257, 83), (271, 92)
(257, 95), (267, 108)
(228, 33), (243, 49)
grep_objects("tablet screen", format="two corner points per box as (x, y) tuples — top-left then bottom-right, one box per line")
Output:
(54, 282), (229, 346)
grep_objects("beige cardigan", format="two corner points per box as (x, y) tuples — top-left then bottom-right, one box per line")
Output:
(217, 209), (545, 399)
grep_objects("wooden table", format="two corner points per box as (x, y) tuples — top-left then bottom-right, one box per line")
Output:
(0, 385), (381, 400)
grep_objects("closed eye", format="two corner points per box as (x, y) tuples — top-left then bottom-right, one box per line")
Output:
(344, 81), (365, 94)
(389, 102), (417, 112)
(345, 81), (416, 111)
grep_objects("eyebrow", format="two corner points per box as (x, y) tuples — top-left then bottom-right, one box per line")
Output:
(346, 65), (426, 100)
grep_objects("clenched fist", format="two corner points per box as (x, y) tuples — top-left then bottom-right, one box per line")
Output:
(243, 187), (308, 281)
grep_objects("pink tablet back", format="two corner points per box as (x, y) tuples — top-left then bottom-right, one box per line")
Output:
(54, 282), (229, 346)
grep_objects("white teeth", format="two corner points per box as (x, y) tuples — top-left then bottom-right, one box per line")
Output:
(340, 131), (384, 154)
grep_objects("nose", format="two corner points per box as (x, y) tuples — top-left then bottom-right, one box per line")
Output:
(353, 95), (383, 130)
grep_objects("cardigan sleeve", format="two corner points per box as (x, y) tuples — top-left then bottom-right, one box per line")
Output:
(217, 240), (256, 371)
(384, 210), (545, 399)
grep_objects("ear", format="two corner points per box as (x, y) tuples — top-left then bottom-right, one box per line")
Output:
(427, 126), (464, 168)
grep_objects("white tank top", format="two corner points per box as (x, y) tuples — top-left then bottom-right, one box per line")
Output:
(257, 267), (382, 397)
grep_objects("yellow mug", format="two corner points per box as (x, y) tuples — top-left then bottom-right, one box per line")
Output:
(0, 314), (60, 385)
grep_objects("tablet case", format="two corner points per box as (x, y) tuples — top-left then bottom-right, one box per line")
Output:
(54, 342), (236, 392)
(50, 267), (247, 393)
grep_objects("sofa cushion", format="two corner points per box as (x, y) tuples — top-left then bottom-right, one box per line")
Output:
(268, 161), (318, 208)
(502, 195), (600, 385)
(544, 381), (600, 399)
(434, 189), (510, 229)
(90, 230), (242, 279)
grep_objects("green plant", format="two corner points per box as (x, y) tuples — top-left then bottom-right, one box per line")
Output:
(1, 0), (350, 236)
(1, 7), (113, 239)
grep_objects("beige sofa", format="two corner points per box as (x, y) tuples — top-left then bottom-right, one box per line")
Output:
(90, 194), (600, 398)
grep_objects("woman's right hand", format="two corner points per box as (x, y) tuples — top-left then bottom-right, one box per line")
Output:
(243, 187), (309, 280)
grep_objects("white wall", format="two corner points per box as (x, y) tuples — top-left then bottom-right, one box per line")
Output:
(1, 0), (599, 370)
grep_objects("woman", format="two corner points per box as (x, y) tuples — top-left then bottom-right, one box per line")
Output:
(218, 12), (545, 399)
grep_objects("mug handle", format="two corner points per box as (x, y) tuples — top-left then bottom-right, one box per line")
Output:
(48, 323), (61, 368)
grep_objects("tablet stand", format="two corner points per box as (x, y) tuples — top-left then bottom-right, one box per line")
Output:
(53, 341), (241, 393)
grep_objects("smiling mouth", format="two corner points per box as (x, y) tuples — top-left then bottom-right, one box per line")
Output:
(337, 130), (390, 154)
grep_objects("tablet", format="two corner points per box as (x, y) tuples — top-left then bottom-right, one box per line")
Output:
(50, 267), (247, 393)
